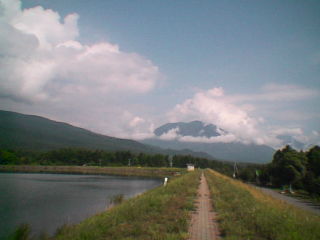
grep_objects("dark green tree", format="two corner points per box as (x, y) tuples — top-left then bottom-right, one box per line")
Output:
(0, 150), (19, 164)
(303, 146), (320, 195)
(306, 146), (320, 176)
(270, 145), (307, 188)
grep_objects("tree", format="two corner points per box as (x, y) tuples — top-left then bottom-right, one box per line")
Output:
(302, 145), (320, 195)
(0, 150), (19, 164)
(306, 146), (320, 176)
(270, 145), (307, 188)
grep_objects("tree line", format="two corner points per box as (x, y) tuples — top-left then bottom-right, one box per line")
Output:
(238, 145), (320, 196)
(0, 148), (233, 175)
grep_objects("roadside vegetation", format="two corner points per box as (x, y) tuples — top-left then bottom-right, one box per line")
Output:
(8, 170), (201, 240)
(206, 169), (320, 240)
(238, 145), (320, 198)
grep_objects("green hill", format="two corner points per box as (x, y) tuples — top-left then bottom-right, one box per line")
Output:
(0, 110), (157, 153)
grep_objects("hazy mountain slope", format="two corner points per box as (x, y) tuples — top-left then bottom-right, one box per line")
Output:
(143, 138), (274, 163)
(0, 110), (157, 153)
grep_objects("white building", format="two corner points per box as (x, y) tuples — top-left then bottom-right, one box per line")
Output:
(187, 163), (195, 171)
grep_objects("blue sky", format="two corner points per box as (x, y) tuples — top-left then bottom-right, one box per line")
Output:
(0, 0), (319, 148)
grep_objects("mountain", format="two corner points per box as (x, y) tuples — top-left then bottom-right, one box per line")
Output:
(142, 121), (275, 163)
(0, 111), (275, 162)
(0, 110), (215, 159)
(154, 120), (225, 138)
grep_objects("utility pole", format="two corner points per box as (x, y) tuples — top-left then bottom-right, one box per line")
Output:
(233, 162), (238, 178)
(168, 155), (173, 168)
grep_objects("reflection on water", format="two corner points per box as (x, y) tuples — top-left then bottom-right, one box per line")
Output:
(0, 173), (161, 238)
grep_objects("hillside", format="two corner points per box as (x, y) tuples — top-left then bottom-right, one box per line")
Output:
(0, 110), (158, 153)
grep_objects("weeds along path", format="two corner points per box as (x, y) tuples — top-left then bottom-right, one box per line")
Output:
(206, 169), (320, 240)
(188, 172), (220, 240)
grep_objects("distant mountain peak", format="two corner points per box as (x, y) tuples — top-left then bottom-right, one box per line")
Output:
(154, 121), (226, 138)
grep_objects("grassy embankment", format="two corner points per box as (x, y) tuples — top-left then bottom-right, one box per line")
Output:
(205, 169), (320, 240)
(55, 170), (200, 240)
(10, 170), (200, 240)
(0, 165), (185, 178)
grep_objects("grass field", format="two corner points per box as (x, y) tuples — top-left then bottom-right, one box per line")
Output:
(205, 169), (320, 240)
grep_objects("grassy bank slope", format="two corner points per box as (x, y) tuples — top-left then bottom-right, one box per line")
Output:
(0, 165), (184, 178)
(47, 170), (200, 240)
(206, 169), (320, 240)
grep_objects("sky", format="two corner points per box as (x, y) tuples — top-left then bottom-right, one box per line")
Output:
(0, 0), (319, 148)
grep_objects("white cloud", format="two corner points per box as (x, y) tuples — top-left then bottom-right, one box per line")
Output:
(230, 83), (319, 103)
(178, 134), (237, 144)
(0, 0), (160, 138)
(168, 87), (267, 145)
(12, 6), (79, 50)
(0, 0), (160, 102)
(158, 128), (180, 140)
(271, 127), (303, 136)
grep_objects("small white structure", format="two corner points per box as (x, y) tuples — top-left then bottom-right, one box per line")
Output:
(187, 163), (195, 171)
(163, 177), (168, 186)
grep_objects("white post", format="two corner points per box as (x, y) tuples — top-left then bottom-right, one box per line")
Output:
(164, 177), (168, 186)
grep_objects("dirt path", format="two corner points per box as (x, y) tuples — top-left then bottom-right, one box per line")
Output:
(188, 173), (219, 240)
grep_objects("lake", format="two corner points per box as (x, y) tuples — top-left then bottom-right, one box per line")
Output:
(0, 173), (162, 239)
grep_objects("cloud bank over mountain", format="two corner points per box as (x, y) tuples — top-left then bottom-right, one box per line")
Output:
(167, 85), (319, 148)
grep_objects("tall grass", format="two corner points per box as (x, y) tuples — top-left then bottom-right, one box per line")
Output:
(206, 169), (320, 240)
(51, 171), (200, 240)
(7, 224), (31, 240)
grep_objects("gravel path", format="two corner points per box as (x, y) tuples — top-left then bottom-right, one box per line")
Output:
(255, 186), (320, 215)
(188, 173), (219, 240)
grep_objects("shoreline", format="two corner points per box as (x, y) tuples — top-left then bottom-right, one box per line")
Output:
(0, 165), (184, 178)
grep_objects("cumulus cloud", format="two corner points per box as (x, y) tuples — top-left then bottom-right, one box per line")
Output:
(271, 127), (304, 136)
(168, 87), (269, 145)
(0, 0), (160, 138)
(229, 83), (319, 104)
(0, 0), (159, 102)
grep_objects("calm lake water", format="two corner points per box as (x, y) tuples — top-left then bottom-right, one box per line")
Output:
(0, 173), (162, 239)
